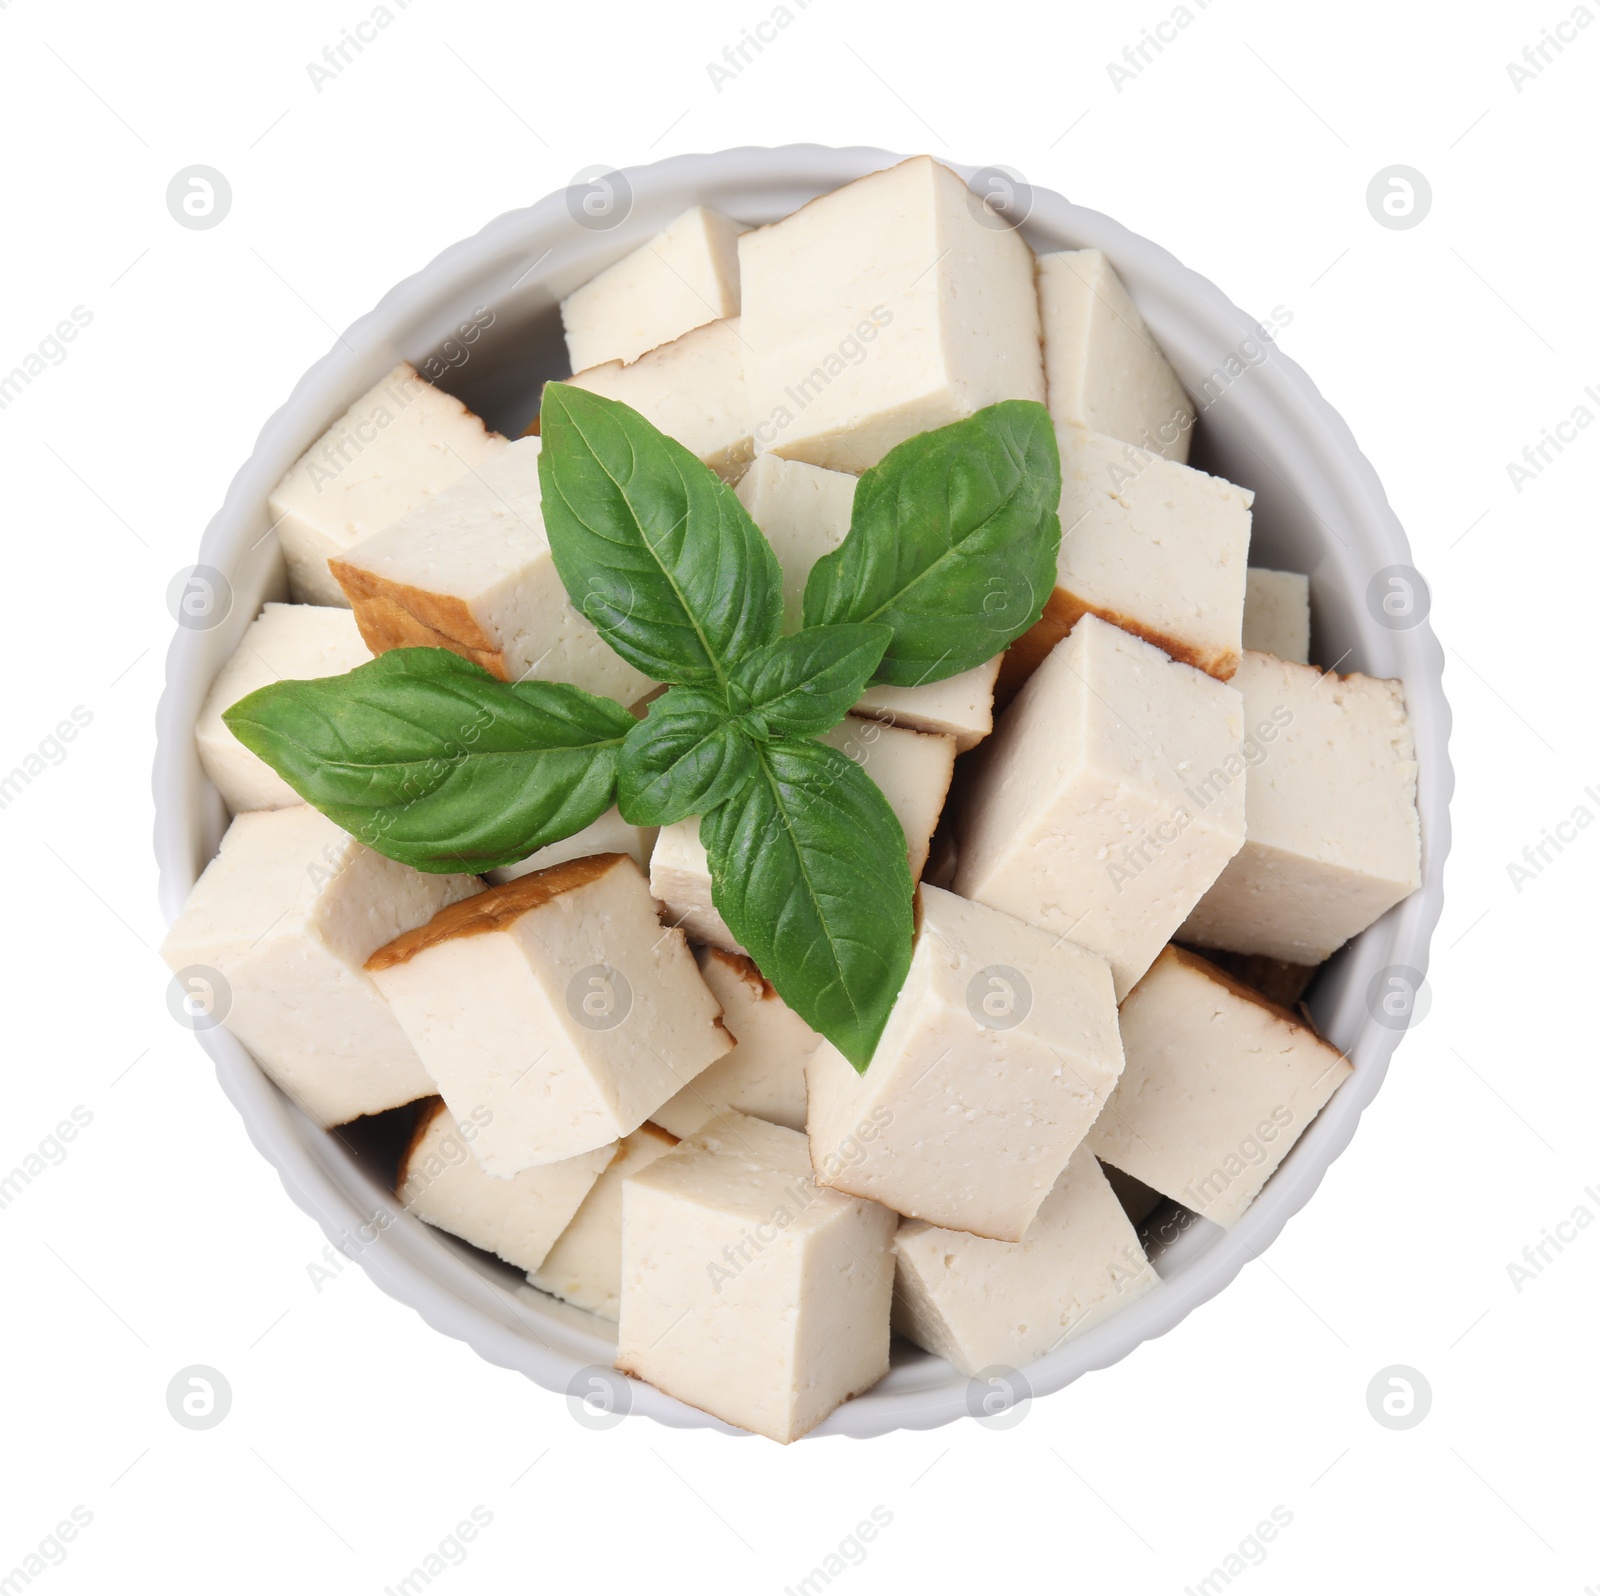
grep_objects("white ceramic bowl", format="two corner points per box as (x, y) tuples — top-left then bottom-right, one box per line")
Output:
(153, 145), (1452, 1438)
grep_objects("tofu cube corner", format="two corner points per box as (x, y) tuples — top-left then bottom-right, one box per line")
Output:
(1088, 945), (1353, 1227)
(268, 363), (505, 607)
(955, 614), (1247, 1000)
(738, 155), (1045, 472)
(805, 885), (1124, 1242)
(159, 806), (482, 1128)
(398, 1100), (614, 1275)
(893, 1144), (1159, 1377)
(616, 1111), (897, 1443)
(1179, 651), (1422, 964)
(366, 854), (733, 1174)
(328, 435), (655, 706)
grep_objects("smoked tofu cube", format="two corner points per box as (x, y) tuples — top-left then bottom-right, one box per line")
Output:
(892, 1145), (1159, 1376)
(487, 808), (657, 886)
(563, 317), (753, 482)
(528, 1123), (677, 1320)
(652, 950), (819, 1136)
(735, 453), (999, 749)
(1179, 652), (1422, 963)
(1087, 946), (1353, 1226)
(805, 885), (1124, 1242)
(159, 806), (482, 1127)
(616, 1111), (897, 1443)
(268, 363), (506, 606)
(365, 855), (732, 1173)
(560, 205), (748, 370)
(648, 716), (956, 951)
(398, 1099), (613, 1273)
(999, 425), (1252, 696)
(955, 615), (1246, 999)
(195, 603), (371, 813)
(1037, 249), (1194, 462)
(328, 436), (654, 704)
(1242, 567), (1312, 663)
(738, 155), (1045, 472)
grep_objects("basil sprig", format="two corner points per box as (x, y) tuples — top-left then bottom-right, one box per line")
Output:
(228, 385), (1061, 1069)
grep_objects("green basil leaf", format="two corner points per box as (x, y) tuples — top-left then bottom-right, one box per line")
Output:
(801, 399), (1062, 687)
(222, 647), (635, 873)
(702, 739), (914, 1070)
(537, 383), (783, 690)
(617, 687), (758, 827)
(729, 624), (892, 739)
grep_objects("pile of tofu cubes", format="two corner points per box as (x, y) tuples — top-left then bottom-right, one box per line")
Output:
(166, 157), (1422, 1442)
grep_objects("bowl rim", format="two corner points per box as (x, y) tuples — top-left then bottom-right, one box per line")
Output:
(152, 142), (1453, 1440)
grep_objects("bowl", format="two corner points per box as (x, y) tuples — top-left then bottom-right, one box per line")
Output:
(153, 144), (1452, 1438)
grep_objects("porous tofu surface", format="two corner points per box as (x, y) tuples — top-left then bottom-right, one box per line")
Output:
(565, 317), (753, 482)
(805, 885), (1124, 1241)
(1242, 568), (1312, 663)
(195, 604), (371, 813)
(999, 424), (1251, 693)
(1179, 652), (1421, 963)
(366, 855), (732, 1173)
(329, 436), (654, 704)
(616, 1111), (896, 1443)
(652, 949), (818, 1136)
(398, 1100), (613, 1274)
(528, 1123), (678, 1319)
(1037, 249), (1195, 462)
(159, 806), (481, 1127)
(560, 205), (747, 370)
(955, 615), (1246, 999)
(1087, 946), (1352, 1226)
(738, 155), (1045, 471)
(893, 1145), (1159, 1376)
(268, 363), (505, 606)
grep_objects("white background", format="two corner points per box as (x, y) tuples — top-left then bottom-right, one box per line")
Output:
(2, 0), (1595, 1589)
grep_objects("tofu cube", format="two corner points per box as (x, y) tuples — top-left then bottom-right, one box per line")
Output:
(1087, 946), (1353, 1226)
(528, 1123), (678, 1320)
(1242, 567), (1312, 663)
(560, 205), (748, 370)
(487, 808), (657, 886)
(398, 1099), (613, 1273)
(892, 1145), (1159, 1376)
(195, 603), (371, 813)
(328, 436), (654, 704)
(738, 155), (1045, 472)
(159, 806), (482, 1127)
(616, 1111), (897, 1443)
(955, 615), (1247, 999)
(649, 716), (956, 951)
(805, 885), (1124, 1242)
(999, 425), (1252, 696)
(735, 452), (999, 749)
(564, 317), (752, 482)
(268, 363), (505, 606)
(1037, 249), (1194, 462)
(1179, 652), (1421, 963)
(653, 949), (819, 1136)
(366, 854), (732, 1173)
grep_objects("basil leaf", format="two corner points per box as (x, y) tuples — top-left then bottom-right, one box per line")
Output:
(702, 739), (914, 1070)
(222, 648), (635, 873)
(538, 383), (783, 690)
(729, 624), (892, 739)
(801, 400), (1062, 687)
(617, 687), (758, 827)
